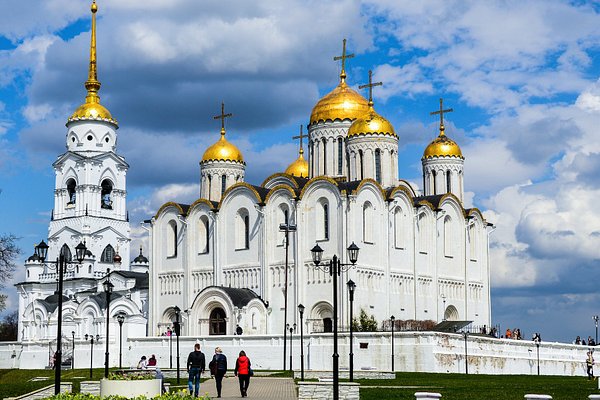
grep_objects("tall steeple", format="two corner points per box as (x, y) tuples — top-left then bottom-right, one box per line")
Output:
(67, 0), (117, 125)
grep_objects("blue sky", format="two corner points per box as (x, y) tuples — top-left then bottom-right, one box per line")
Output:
(2, 0), (600, 343)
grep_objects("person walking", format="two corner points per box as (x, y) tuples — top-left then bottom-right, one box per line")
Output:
(234, 350), (252, 397)
(186, 343), (206, 397)
(586, 351), (595, 380)
(210, 347), (227, 398)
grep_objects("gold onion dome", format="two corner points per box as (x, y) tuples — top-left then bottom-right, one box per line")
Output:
(285, 149), (309, 177)
(348, 105), (397, 138)
(309, 75), (369, 125)
(422, 125), (464, 159)
(68, 0), (117, 126)
(201, 128), (245, 164)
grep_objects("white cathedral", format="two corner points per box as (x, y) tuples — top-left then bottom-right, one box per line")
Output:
(16, 2), (492, 347)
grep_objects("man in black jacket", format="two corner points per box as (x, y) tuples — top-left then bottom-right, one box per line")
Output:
(187, 343), (206, 397)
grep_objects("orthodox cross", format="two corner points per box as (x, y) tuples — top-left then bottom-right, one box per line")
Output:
(334, 38), (354, 80)
(292, 125), (306, 152)
(430, 98), (453, 131)
(213, 102), (233, 131)
(359, 70), (382, 104)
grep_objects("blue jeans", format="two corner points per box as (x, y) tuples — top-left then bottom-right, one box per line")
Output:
(188, 367), (201, 396)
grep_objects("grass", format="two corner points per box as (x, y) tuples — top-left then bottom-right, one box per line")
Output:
(0, 368), (107, 398)
(357, 372), (600, 400)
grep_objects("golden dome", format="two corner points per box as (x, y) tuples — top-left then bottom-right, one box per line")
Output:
(348, 106), (397, 138)
(201, 128), (245, 164)
(422, 126), (464, 160)
(285, 149), (309, 177)
(309, 80), (369, 125)
(67, 0), (117, 126)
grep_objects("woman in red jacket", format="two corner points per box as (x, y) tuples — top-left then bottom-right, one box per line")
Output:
(234, 350), (252, 397)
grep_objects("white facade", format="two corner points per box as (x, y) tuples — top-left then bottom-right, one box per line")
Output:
(149, 88), (491, 340)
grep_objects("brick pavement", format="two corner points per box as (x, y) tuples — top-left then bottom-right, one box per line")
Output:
(191, 376), (297, 399)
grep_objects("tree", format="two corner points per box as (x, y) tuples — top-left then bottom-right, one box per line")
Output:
(352, 308), (378, 332)
(0, 234), (20, 312)
(0, 311), (17, 341)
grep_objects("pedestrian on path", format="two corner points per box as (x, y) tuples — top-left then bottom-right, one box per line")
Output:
(234, 350), (252, 397)
(211, 347), (228, 398)
(586, 350), (595, 380)
(187, 343), (206, 397)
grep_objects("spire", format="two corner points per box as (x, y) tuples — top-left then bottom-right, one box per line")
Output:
(84, 0), (101, 105)
(334, 38), (355, 84)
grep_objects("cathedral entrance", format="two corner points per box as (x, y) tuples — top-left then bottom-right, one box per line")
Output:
(209, 307), (227, 335)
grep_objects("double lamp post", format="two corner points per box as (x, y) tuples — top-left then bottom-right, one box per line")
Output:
(310, 242), (359, 400)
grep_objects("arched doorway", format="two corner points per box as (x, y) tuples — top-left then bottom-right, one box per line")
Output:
(209, 308), (226, 335)
(323, 317), (333, 333)
(444, 305), (459, 321)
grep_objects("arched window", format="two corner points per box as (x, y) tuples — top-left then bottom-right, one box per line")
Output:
(198, 216), (210, 254)
(362, 202), (373, 243)
(207, 175), (212, 197)
(444, 215), (453, 257)
(209, 307), (227, 335)
(375, 149), (382, 183)
(101, 245), (115, 263)
(337, 138), (343, 175)
(446, 170), (452, 193)
(236, 209), (250, 250)
(278, 206), (289, 246)
(167, 220), (177, 258)
(432, 170), (437, 194)
(394, 207), (404, 249)
(101, 179), (113, 209)
(221, 175), (227, 197)
(66, 179), (76, 205)
(469, 223), (477, 261)
(310, 140), (314, 175)
(417, 213), (427, 253)
(359, 150), (364, 180)
(322, 138), (327, 175)
(60, 244), (72, 262)
(315, 200), (330, 241)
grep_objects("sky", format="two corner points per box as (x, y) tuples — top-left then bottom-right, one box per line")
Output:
(2, 0), (600, 344)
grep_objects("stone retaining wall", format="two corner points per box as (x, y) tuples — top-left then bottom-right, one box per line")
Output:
(294, 370), (395, 380)
(298, 382), (360, 400)
(80, 381), (100, 396)
(4, 382), (72, 400)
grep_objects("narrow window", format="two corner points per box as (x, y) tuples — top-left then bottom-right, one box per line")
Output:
(394, 207), (403, 249)
(418, 214), (427, 253)
(66, 179), (77, 205)
(208, 175), (212, 198)
(432, 170), (437, 194)
(221, 175), (227, 197)
(444, 216), (453, 257)
(375, 149), (382, 183)
(167, 220), (177, 257)
(359, 150), (364, 180)
(469, 224), (477, 261)
(322, 138), (327, 175)
(337, 138), (343, 175)
(244, 215), (250, 249)
(323, 203), (329, 240)
(236, 209), (250, 250)
(199, 216), (209, 254)
(101, 245), (115, 263)
(101, 179), (113, 209)
(310, 140), (314, 176)
(446, 170), (452, 193)
(362, 202), (373, 243)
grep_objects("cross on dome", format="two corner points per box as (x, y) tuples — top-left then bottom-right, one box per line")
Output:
(292, 125), (306, 154)
(213, 102), (233, 134)
(430, 98), (453, 136)
(359, 70), (382, 107)
(334, 38), (355, 83)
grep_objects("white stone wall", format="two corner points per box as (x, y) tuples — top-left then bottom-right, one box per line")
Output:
(2, 332), (593, 377)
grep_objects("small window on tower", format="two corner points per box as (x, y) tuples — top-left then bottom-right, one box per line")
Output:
(87, 135), (93, 141)
(66, 179), (77, 206)
(101, 179), (113, 209)
(105, 137), (109, 143)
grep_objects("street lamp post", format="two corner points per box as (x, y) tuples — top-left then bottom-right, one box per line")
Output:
(103, 274), (114, 378)
(168, 327), (173, 369)
(594, 316), (599, 345)
(310, 242), (360, 400)
(35, 239), (87, 395)
(116, 313), (126, 369)
(441, 294), (447, 321)
(298, 304), (305, 381)
(286, 323), (296, 372)
(347, 280), (356, 382)
(71, 331), (75, 370)
(462, 331), (469, 375)
(173, 306), (181, 384)
(279, 222), (297, 370)
(85, 334), (100, 379)
(535, 338), (540, 376)
(390, 315), (395, 372)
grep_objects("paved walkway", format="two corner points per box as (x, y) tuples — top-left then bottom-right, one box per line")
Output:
(190, 376), (297, 399)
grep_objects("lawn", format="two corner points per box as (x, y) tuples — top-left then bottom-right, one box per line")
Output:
(357, 372), (599, 400)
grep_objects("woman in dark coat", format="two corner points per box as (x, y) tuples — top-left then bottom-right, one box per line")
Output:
(210, 347), (227, 398)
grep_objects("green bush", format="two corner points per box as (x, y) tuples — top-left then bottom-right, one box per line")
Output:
(352, 308), (378, 332)
(43, 390), (211, 400)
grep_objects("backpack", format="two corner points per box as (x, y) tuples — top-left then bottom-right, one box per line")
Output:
(209, 360), (216, 375)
